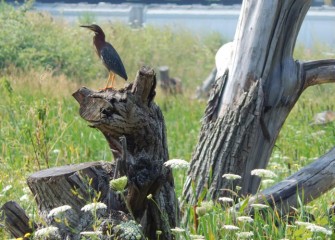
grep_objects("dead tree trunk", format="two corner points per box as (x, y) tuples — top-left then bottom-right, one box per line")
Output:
(73, 66), (178, 240)
(183, 0), (335, 209)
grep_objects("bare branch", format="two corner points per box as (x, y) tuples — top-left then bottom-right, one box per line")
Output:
(239, 147), (335, 216)
(301, 59), (335, 89)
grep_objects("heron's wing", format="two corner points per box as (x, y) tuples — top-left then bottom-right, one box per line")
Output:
(100, 43), (128, 80)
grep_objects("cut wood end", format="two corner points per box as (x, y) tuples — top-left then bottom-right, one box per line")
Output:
(139, 66), (155, 76)
(72, 87), (93, 104)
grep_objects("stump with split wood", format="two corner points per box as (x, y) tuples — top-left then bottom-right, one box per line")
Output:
(1, 67), (178, 240)
(158, 66), (182, 94)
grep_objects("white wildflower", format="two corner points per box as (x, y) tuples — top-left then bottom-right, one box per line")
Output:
(34, 226), (59, 238)
(164, 159), (190, 169)
(48, 205), (72, 217)
(251, 169), (277, 178)
(20, 194), (29, 202)
(295, 221), (314, 227)
(306, 224), (332, 235)
(262, 179), (275, 185)
(222, 173), (241, 180)
(52, 149), (60, 154)
(236, 231), (254, 238)
(170, 227), (185, 233)
(190, 234), (205, 239)
(311, 130), (326, 137)
(80, 231), (103, 236)
(2, 185), (12, 193)
(250, 203), (269, 209)
(237, 216), (254, 223)
(219, 197), (234, 203)
(222, 225), (239, 230)
(272, 152), (281, 159)
(81, 202), (107, 212)
(200, 200), (214, 212)
(22, 187), (31, 194)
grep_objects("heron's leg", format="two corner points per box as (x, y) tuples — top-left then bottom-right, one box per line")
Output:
(111, 73), (115, 88)
(105, 72), (112, 89)
(105, 72), (116, 89)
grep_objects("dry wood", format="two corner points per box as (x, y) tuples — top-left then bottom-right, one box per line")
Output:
(73, 66), (178, 240)
(0, 201), (37, 238)
(239, 147), (335, 216)
(27, 161), (115, 220)
(195, 67), (217, 99)
(183, 0), (335, 209)
(2, 67), (177, 240)
(158, 66), (182, 94)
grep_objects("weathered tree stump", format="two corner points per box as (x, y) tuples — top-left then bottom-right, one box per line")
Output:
(1, 67), (178, 240)
(27, 161), (116, 220)
(158, 66), (182, 94)
(0, 201), (37, 238)
(73, 66), (178, 239)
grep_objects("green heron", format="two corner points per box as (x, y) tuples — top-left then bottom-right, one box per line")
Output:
(81, 24), (128, 88)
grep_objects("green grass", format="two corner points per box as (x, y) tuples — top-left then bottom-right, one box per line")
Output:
(1, 1), (335, 239)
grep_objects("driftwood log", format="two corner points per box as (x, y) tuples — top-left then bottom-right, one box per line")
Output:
(1, 67), (178, 240)
(239, 147), (335, 216)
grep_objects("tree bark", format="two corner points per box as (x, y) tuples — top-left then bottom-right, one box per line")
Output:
(27, 161), (115, 222)
(73, 66), (178, 240)
(183, 0), (335, 207)
(4, 162), (136, 239)
(0, 201), (37, 238)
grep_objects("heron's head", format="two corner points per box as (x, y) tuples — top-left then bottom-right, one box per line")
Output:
(81, 24), (105, 38)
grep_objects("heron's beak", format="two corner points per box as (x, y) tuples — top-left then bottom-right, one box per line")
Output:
(80, 25), (92, 30)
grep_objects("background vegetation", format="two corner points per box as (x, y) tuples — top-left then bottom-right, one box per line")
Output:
(0, 1), (335, 239)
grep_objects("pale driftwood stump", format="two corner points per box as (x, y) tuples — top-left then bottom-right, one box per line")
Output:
(73, 66), (178, 240)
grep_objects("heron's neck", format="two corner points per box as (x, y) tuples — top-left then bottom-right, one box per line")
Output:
(93, 34), (105, 51)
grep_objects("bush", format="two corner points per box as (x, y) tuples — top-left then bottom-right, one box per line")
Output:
(0, 1), (224, 88)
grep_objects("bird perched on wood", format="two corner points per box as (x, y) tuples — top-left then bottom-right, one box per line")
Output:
(81, 24), (128, 89)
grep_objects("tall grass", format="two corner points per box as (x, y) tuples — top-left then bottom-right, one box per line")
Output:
(1, 1), (335, 239)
